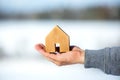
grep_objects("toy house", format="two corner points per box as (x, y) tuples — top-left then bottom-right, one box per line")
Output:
(45, 25), (70, 52)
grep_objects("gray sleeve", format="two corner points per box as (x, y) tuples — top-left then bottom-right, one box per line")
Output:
(85, 47), (120, 76)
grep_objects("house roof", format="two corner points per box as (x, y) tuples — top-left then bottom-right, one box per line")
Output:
(48, 25), (69, 37)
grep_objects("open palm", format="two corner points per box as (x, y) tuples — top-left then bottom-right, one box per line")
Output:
(35, 43), (85, 66)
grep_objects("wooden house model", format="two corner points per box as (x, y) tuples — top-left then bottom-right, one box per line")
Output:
(45, 25), (70, 52)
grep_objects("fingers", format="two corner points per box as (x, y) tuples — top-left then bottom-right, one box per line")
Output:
(35, 43), (46, 54)
(35, 44), (62, 65)
(35, 43), (61, 61)
(46, 55), (69, 66)
(35, 43), (44, 50)
(45, 56), (63, 66)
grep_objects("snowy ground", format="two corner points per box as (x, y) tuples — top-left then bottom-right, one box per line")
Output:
(0, 59), (119, 80)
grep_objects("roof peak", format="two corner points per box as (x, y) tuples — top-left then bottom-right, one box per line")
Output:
(53, 25), (69, 37)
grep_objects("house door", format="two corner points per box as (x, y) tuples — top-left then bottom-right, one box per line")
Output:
(55, 43), (60, 52)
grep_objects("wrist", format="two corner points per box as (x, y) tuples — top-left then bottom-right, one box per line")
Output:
(80, 50), (85, 64)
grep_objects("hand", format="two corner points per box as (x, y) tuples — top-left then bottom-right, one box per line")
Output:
(35, 43), (85, 66)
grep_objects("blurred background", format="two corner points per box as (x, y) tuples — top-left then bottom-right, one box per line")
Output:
(0, 0), (120, 80)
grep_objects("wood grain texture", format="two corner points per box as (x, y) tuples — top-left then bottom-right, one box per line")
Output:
(45, 25), (70, 52)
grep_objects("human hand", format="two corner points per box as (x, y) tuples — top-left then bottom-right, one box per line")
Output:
(35, 43), (85, 66)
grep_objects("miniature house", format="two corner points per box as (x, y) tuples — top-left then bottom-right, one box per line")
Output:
(45, 25), (70, 52)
